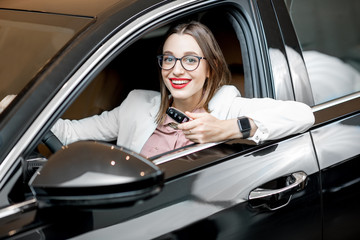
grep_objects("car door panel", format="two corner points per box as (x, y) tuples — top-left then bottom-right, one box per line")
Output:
(70, 133), (321, 239)
(311, 112), (360, 240)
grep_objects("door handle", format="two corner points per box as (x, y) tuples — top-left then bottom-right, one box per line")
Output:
(248, 171), (307, 210)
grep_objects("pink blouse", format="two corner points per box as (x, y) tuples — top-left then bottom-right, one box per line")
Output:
(141, 108), (205, 158)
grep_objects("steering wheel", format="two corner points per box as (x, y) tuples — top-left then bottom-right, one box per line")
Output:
(22, 131), (63, 181)
(42, 130), (64, 153)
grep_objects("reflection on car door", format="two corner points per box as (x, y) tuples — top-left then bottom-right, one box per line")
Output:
(311, 113), (360, 240)
(71, 133), (321, 240)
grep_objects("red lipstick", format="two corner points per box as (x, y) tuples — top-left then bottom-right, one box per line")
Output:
(169, 78), (191, 89)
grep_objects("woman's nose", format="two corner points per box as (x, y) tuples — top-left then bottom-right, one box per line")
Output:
(172, 60), (185, 75)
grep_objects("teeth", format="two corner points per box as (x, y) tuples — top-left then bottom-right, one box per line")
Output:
(172, 80), (189, 85)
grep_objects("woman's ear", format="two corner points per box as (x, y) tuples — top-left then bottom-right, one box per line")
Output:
(206, 59), (218, 78)
(206, 62), (211, 78)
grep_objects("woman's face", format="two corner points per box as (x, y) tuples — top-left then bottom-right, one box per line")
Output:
(161, 33), (209, 106)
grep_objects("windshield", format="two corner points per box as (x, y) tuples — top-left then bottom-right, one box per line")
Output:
(0, 10), (93, 113)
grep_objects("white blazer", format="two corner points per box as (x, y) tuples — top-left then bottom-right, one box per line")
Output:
(52, 85), (314, 153)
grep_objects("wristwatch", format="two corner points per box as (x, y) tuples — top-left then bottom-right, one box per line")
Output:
(237, 117), (251, 139)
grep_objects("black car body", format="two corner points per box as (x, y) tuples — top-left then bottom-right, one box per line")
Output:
(0, 0), (359, 239)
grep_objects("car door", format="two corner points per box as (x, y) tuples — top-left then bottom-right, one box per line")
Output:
(286, 0), (360, 239)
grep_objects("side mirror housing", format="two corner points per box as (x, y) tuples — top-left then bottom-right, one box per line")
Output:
(29, 141), (164, 207)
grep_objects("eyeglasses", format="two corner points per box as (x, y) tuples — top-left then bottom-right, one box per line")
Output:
(157, 55), (206, 71)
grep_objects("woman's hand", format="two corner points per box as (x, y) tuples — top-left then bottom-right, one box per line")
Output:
(177, 112), (243, 143)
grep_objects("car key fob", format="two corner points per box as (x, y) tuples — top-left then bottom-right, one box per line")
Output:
(166, 107), (191, 123)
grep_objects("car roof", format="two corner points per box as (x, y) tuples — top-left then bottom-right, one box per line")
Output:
(0, 0), (131, 17)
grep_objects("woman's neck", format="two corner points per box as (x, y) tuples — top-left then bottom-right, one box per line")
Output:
(172, 99), (198, 112)
(171, 89), (205, 112)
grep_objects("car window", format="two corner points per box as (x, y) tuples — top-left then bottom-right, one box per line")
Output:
(286, 0), (360, 105)
(0, 10), (93, 112)
(61, 14), (247, 122)
(44, 7), (251, 166)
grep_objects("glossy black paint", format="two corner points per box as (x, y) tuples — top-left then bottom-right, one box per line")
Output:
(155, 174), (321, 240)
(256, 0), (296, 101)
(271, 0), (314, 105)
(40, 133), (314, 240)
(311, 113), (360, 240)
(322, 157), (360, 240)
(30, 141), (164, 206)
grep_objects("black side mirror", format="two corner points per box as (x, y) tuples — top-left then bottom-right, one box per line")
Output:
(29, 141), (164, 207)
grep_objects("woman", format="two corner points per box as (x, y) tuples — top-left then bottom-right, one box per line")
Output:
(52, 21), (314, 158)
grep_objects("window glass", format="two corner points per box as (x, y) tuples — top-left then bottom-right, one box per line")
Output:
(0, 10), (92, 111)
(286, 0), (360, 104)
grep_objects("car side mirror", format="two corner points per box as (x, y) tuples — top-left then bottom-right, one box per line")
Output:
(29, 141), (164, 207)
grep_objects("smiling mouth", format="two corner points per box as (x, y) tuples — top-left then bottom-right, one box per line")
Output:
(170, 78), (191, 89)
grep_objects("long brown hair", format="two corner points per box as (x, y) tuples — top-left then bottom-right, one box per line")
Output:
(156, 21), (231, 123)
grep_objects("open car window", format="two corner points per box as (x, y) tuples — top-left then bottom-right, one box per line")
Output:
(45, 6), (253, 163)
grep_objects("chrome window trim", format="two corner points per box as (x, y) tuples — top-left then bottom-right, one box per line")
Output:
(0, 198), (37, 219)
(0, 0), (205, 188)
(312, 91), (360, 113)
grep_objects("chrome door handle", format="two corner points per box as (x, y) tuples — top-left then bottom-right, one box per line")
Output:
(248, 171), (307, 210)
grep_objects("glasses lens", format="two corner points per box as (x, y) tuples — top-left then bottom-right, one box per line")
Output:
(181, 56), (199, 71)
(158, 55), (175, 70)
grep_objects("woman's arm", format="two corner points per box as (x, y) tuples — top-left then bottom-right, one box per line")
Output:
(51, 89), (160, 146)
(178, 98), (314, 144)
(51, 107), (120, 145)
(231, 97), (315, 142)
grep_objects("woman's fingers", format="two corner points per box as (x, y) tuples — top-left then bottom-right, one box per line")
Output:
(178, 112), (209, 131)
(177, 112), (224, 143)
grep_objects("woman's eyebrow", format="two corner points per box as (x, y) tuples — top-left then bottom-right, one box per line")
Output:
(184, 51), (200, 56)
(163, 51), (173, 55)
(162, 50), (200, 56)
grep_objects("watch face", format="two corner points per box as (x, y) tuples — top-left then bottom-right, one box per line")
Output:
(238, 117), (251, 139)
(239, 117), (251, 131)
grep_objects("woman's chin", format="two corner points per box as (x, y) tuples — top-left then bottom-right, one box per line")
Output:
(171, 94), (189, 101)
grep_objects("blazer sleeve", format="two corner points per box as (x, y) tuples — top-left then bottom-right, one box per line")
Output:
(228, 97), (315, 142)
(51, 90), (135, 145)
(51, 106), (120, 145)
(51, 89), (159, 146)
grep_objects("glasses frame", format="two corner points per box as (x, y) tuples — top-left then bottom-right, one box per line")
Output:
(157, 54), (206, 71)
